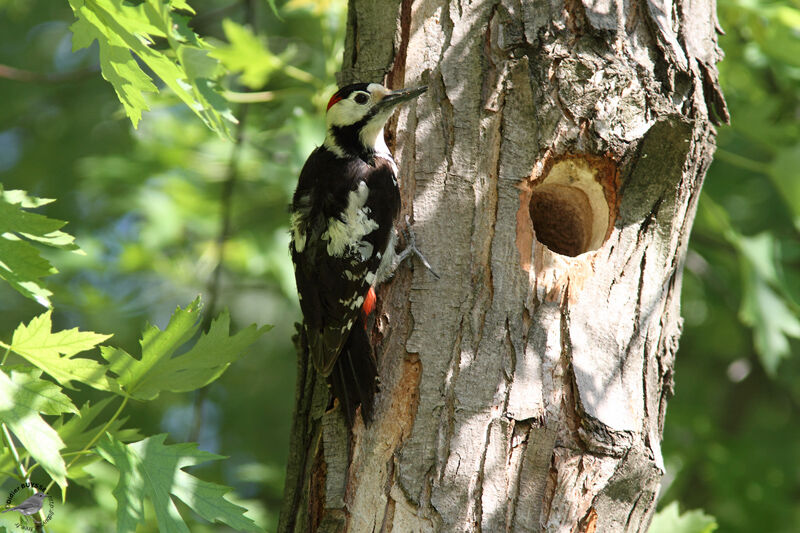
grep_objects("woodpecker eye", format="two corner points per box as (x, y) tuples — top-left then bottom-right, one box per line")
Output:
(354, 93), (369, 105)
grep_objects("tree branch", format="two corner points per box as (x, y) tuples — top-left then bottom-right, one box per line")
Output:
(0, 64), (98, 84)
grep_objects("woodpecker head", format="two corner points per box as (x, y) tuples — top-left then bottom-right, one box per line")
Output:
(324, 82), (427, 160)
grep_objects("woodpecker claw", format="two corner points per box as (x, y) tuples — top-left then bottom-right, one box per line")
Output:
(397, 215), (440, 279)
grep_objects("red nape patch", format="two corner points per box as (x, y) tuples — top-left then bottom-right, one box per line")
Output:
(362, 287), (377, 318)
(326, 93), (344, 111)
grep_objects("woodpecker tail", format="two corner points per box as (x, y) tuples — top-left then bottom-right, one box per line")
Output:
(328, 313), (378, 427)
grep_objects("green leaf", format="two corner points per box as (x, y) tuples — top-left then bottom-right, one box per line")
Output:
(101, 298), (269, 400)
(9, 311), (116, 392)
(68, 0), (236, 138)
(768, 145), (800, 231)
(735, 232), (781, 288)
(50, 398), (141, 482)
(730, 232), (800, 375)
(0, 195), (64, 235)
(0, 368), (77, 490)
(96, 433), (263, 533)
(699, 196), (800, 375)
(650, 502), (717, 533)
(54, 398), (141, 453)
(0, 238), (55, 307)
(170, 0), (195, 13)
(178, 46), (220, 80)
(739, 267), (800, 375)
(0, 190), (55, 209)
(209, 20), (281, 89)
(0, 188), (80, 306)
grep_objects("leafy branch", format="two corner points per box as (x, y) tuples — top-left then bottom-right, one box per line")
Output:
(0, 188), (269, 530)
(68, 0), (237, 137)
(64, 0), (319, 139)
(0, 188), (80, 308)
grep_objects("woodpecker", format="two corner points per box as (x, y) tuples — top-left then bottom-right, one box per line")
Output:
(290, 82), (432, 426)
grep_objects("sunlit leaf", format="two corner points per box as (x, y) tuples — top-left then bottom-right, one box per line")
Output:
(10, 311), (116, 392)
(650, 502), (717, 533)
(67, 0), (236, 137)
(210, 20), (281, 89)
(0, 367), (77, 490)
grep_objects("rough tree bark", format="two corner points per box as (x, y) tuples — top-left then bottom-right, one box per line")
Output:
(279, 0), (728, 531)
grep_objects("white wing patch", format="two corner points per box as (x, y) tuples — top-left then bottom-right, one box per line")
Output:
(291, 194), (311, 253)
(322, 181), (379, 258)
(290, 211), (307, 252)
(339, 294), (365, 310)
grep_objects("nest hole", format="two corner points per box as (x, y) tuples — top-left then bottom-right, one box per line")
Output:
(529, 158), (614, 257)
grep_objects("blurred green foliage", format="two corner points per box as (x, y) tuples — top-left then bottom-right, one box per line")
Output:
(0, 0), (797, 531)
(661, 0), (800, 531)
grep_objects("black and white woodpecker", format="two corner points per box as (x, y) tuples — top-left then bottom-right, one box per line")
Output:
(290, 82), (433, 426)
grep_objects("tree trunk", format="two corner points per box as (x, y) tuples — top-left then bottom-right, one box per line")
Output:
(279, 0), (727, 531)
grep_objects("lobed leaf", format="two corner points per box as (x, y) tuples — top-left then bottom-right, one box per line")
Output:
(0, 368), (77, 490)
(68, 0), (236, 137)
(51, 398), (141, 482)
(0, 188), (80, 306)
(10, 311), (116, 392)
(733, 233), (800, 375)
(696, 197), (800, 375)
(54, 398), (141, 453)
(101, 298), (269, 400)
(739, 266), (800, 375)
(210, 20), (281, 89)
(0, 238), (55, 307)
(96, 433), (263, 532)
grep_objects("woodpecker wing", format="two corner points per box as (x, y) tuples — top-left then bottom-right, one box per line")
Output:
(290, 148), (399, 376)
(301, 246), (371, 376)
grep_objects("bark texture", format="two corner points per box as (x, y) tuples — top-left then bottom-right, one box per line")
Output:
(279, 0), (727, 531)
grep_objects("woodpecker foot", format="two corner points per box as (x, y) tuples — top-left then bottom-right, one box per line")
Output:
(396, 215), (440, 279)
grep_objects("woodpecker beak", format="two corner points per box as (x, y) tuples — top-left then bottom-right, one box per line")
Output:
(376, 86), (427, 111)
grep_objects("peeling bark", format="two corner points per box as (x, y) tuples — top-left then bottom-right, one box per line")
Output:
(279, 0), (725, 531)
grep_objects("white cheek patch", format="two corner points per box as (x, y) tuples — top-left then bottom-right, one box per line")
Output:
(326, 99), (366, 126)
(366, 83), (386, 99)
